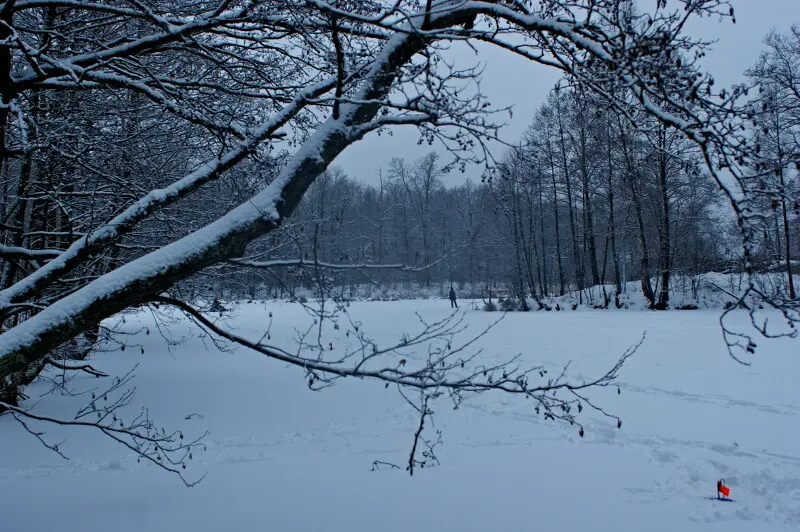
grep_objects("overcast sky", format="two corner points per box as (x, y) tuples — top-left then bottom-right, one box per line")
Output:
(332, 0), (800, 187)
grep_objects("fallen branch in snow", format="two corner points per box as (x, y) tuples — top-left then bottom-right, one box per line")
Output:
(371, 460), (401, 471)
(230, 235), (479, 277)
(705, 280), (752, 311)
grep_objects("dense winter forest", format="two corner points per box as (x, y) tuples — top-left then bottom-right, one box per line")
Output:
(252, 32), (800, 307)
(1, 2), (799, 529)
(4, 28), (798, 314)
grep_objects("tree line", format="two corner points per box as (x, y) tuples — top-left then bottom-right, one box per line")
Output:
(0, 15), (796, 316)
(248, 25), (800, 308)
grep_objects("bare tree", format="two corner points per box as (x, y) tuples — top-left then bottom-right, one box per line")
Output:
(0, 0), (793, 479)
(747, 28), (800, 300)
(617, 114), (656, 306)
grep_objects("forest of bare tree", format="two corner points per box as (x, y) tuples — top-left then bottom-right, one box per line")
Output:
(0, 2), (798, 518)
(208, 75), (798, 310)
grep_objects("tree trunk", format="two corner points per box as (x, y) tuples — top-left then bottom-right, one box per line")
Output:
(606, 121), (622, 296)
(510, 188), (530, 311)
(537, 170), (548, 296)
(546, 136), (566, 295)
(773, 114), (796, 300)
(1, 135), (35, 293)
(656, 127), (671, 309)
(778, 166), (796, 299)
(619, 121), (655, 306)
(555, 95), (583, 291)
(0, 6), (11, 199)
(577, 107), (600, 286)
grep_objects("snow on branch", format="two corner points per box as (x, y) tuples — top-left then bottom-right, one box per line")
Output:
(0, 76), (337, 312)
(0, 0), (789, 475)
(231, 238), (474, 274)
(0, 245), (62, 261)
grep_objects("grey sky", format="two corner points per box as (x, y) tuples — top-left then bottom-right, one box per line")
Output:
(332, 0), (800, 188)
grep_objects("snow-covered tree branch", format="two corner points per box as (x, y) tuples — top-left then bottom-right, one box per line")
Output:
(1, 0), (794, 481)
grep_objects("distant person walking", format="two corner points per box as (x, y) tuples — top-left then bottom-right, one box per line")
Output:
(449, 285), (458, 308)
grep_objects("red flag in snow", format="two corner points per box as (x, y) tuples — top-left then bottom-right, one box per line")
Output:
(717, 479), (731, 498)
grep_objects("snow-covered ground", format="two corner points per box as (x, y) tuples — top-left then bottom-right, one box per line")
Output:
(1, 300), (799, 531)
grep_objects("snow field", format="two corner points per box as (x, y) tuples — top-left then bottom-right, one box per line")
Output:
(1, 300), (798, 531)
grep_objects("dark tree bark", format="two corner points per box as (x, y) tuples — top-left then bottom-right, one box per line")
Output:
(778, 167), (795, 300)
(773, 118), (796, 300)
(576, 96), (600, 286)
(555, 93), (583, 291)
(545, 134), (566, 296)
(606, 120), (622, 297)
(619, 121), (655, 307)
(656, 126), (672, 310)
(537, 169), (549, 296)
